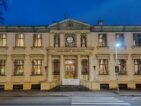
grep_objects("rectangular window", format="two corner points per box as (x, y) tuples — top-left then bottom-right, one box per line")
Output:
(118, 59), (126, 75)
(98, 34), (107, 46)
(81, 59), (89, 75)
(15, 34), (24, 47)
(54, 34), (60, 48)
(53, 60), (60, 75)
(115, 33), (124, 46)
(14, 60), (24, 75)
(133, 33), (141, 46)
(134, 59), (141, 74)
(32, 60), (42, 75)
(0, 60), (6, 75)
(99, 59), (108, 75)
(0, 34), (7, 47)
(33, 34), (42, 47)
(81, 34), (87, 47)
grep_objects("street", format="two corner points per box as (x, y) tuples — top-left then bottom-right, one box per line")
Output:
(0, 96), (141, 106)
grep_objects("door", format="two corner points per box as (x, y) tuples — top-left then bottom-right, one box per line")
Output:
(65, 60), (77, 78)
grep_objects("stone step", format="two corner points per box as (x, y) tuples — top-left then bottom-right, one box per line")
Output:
(49, 85), (90, 91)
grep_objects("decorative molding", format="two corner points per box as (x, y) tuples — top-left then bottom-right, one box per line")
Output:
(11, 54), (26, 60)
(131, 54), (141, 59)
(13, 47), (26, 50)
(96, 54), (110, 59)
(113, 54), (128, 60)
(29, 54), (44, 60)
(0, 54), (9, 59)
(97, 46), (109, 49)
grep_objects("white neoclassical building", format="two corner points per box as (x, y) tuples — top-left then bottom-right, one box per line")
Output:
(0, 19), (141, 90)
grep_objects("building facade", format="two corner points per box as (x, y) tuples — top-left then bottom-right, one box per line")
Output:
(0, 19), (141, 90)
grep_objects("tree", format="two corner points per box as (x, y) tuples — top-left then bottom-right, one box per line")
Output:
(0, 0), (7, 24)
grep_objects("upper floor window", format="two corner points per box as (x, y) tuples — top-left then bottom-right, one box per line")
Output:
(118, 59), (126, 75)
(99, 59), (108, 75)
(134, 59), (141, 75)
(32, 59), (42, 75)
(15, 33), (24, 47)
(133, 33), (141, 46)
(33, 34), (42, 47)
(14, 60), (24, 75)
(115, 33), (124, 46)
(98, 34), (107, 47)
(0, 33), (7, 47)
(54, 34), (60, 48)
(81, 33), (87, 47)
(65, 33), (76, 47)
(0, 60), (6, 75)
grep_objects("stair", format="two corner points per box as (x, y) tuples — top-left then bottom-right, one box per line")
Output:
(49, 85), (91, 91)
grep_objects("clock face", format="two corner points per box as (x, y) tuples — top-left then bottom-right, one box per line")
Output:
(66, 35), (75, 47)
(67, 36), (73, 43)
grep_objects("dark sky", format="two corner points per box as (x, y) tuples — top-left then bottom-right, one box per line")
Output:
(3, 0), (141, 25)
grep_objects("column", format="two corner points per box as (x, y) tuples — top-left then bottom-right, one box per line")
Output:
(60, 33), (64, 47)
(89, 55), (93, 81)
(48, 55), (52, 82)
(49, 33), (54, 47)
(76, 33), (81, 47)
(6, 56), (12, 81)
(127, 55), (135, 89)
(60, 55), (64, 80)
(24, 56), (31, 82)
(109, 55), (117, 89)
(77, 55), (81, 79)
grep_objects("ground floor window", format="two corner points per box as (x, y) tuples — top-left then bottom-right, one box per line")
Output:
(32, 59), (42, 75)
(14, 60), (24, 75)
(53, 60), (60, 75)
(118, 59), (127, 75)
(0, 60), (6, 75)
(99, 59), (108, 75)
(81, 59), (89, 75)
(134, 59), (141, 75)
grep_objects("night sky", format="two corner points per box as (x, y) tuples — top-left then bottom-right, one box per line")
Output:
(3, 0), (141, 25)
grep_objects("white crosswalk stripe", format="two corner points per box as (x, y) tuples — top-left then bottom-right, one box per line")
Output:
(72, 97), (131, 105)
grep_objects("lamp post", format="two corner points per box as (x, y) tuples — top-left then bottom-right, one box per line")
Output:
(115, 43), (120, 94)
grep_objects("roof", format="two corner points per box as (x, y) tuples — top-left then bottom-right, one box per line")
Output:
(0, 18), (141, 32)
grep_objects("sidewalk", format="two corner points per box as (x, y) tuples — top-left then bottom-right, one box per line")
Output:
(0, 90), (141, 97)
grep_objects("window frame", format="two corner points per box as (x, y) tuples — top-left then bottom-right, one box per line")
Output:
(81, 59), (89, 75)
(54, 34), (60, 48)
(32, 59), (42, 75)
(0, 33), (7, 47)
(33, 33), (42, 47)
(98, 33), (107, 47)
(134, 59), (141, 75)
(115, 33), (125, 47)
(0, 60), (6, 76)
(14, 60), (24, 76)
(133, 33), (141, 46)
(53, 60), (60, 75)
(81, 33), (87, 47)
(117, 59), (127, 75)
(99, 59), (109, 75)
(15, 33), (25, 47)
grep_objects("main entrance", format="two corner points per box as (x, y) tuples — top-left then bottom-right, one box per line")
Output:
(65, 60), (77, 78)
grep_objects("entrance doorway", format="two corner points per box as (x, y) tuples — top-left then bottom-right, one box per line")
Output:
(65, 60), (77, 78)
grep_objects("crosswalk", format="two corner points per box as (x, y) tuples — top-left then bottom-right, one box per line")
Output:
(72, 97), (131, 105)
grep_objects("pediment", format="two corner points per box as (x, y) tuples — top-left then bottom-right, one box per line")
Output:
(49, 19), (91, 29)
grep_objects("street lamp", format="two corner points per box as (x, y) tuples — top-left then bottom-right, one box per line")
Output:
(115, 42), (121, 94)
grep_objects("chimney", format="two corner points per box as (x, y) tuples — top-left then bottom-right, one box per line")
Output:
(98, 20), (103, 26)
